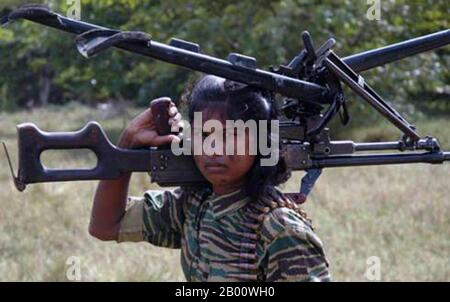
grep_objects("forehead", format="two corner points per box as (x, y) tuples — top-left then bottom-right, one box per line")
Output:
(194, 107), (228, 126)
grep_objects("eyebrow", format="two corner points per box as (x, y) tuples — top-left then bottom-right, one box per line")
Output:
(192, 127), (231, 134)
(192, 127), (216, 134)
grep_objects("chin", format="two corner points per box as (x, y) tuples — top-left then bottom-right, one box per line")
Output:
(205, 175), (229, 186)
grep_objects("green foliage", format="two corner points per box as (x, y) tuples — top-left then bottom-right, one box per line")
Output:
(0, 0), (448, 125)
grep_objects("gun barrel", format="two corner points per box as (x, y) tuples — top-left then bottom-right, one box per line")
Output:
(4, 6), (448, 89)
(445, 152), (450, 161)
(344, 29), (450, 72)
(310, 152), (449, 169)
(2, 5), (326, 101)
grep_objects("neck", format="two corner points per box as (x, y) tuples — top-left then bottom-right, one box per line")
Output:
(212, 179), (245, 196)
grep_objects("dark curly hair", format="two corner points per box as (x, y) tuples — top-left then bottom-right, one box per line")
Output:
(187, 75), (291, 200)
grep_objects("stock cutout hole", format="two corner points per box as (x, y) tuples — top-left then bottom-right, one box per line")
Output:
(40, 149), (98, 170)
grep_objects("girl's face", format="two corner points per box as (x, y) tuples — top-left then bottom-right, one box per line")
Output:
(192, 108), (256, 194)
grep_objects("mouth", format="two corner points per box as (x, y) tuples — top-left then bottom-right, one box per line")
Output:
(203, 162), (228, 173)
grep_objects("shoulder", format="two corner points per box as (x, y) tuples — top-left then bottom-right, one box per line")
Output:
(255, 186), (320, 247)
(261, 207), (320, 245)
(142, 186), (210, 206)
(259, 206), (331, 281)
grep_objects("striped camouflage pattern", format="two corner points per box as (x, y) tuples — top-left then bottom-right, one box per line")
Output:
(118, 186), (331, 281)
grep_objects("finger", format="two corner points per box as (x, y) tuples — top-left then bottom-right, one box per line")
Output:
(168, 106), (178, 117)
(148, 96), (172, 108)
(152, 134), (181, 146)
(171, 120), (185, 132)
(168, 100), (177, 109)
(168, 113), (182, 125)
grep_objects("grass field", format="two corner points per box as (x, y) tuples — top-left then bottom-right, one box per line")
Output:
(0, 103), (449, 281)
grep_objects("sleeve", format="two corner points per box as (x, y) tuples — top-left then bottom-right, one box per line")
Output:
(117, 187), (186, 249)
(264, 210), (331, 282)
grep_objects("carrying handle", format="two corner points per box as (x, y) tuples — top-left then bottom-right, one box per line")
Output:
(75, 29), (152, 58)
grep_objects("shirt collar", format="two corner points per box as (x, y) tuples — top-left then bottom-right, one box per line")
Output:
(207, 187), (251, 219)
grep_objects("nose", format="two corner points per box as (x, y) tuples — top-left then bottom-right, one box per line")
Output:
(202, 132), (226, 156)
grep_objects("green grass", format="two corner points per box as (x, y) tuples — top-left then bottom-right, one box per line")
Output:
(0, 104), (449, 281)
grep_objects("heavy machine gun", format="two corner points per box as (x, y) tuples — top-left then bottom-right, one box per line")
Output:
(2, 5), (449, 201)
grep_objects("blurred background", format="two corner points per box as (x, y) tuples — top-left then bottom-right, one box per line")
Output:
(0, 0), (448, 281)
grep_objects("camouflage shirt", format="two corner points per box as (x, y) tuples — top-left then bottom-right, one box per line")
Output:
(118, 186), (331, 282)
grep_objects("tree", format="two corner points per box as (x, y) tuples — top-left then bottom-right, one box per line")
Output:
(0, 0), (448, 123)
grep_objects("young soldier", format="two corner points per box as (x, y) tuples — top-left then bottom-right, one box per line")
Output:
(89, 75), (331, 281)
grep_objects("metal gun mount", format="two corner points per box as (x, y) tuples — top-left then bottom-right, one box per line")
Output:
(1, 5), (449, 200)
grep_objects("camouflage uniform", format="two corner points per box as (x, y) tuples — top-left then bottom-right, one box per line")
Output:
(118, 186), (331, 281)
